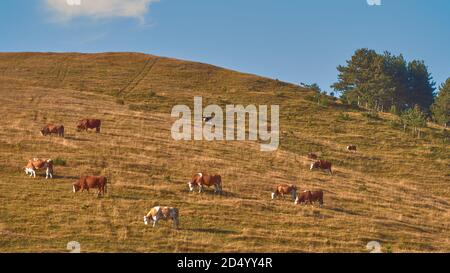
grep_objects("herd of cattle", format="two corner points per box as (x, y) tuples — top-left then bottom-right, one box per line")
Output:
(24, 119), (358, 229)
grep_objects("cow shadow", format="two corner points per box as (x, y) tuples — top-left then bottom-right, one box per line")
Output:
(328, 207), (360, 216)
(184, 228), (238, 235)
(189, 190), (239, 199)
(52, 175), (79, 180)
(63, 136), (90, 142)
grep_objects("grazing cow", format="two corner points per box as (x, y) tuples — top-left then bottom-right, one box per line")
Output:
(73, 176), (107, 197)
(310, 160), (333, 175)
(271, 184), (297, 201)
(307, 153), (318, 160)
(295, 190), (324, 207)
(144, 206), (179, 229)
(24, 158), (53, 179)
(347, 145), (357, 152)
(295, 190), (312, 205)
(188, 172), (223, 194)
(76, 119), (101, 133)
(40, 124), (64, 138)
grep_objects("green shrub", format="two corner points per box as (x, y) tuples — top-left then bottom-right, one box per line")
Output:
(116, 98), (125, 105)
(304, 95), (316, 102)
(390, 105), (399, 115)
(320, 96), (330, 107)
(53, 157), (66, 166)
(362, 111), (379, 120)
(388, 119), (401, 129)
(338, 112), (351, 121)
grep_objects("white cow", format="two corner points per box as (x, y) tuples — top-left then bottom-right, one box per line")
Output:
(144, 206), (179, 229)
(24, 158), (53, 179)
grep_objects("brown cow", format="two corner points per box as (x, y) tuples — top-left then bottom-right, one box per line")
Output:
(77, 119), (101, 133)
(271, 184), (297, 201)
(295, 190), (312, 205)
(73, 176), (107, 197)
(310, 160), (333, 175)
(347, 145), (357, 152)
(40, 124), (64, 137)
(307, 153), (318, 160)
(24, 158), (53, 179)
(295, 190), (324, 207)
(309, 190), (324, 207)
(188, 172), (223, 194)
(144, 206), (179, 229)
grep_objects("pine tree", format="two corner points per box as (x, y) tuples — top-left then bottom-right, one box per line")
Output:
(383, 52), (409, 110)
(333, 49), (436, 116)
(332, 48), (384, 108)
(401, 105), (427, 138)
(406, 60), (436, 113)
(431, 78), (450, 127)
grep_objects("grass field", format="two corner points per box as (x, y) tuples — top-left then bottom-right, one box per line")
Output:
(0, 52), (449, 253)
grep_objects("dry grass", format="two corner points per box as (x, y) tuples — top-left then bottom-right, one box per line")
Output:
(0, 52), (449, 253)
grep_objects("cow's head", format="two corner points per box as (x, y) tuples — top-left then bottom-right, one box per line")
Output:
(24, 167), (33, 175)
(72, 182), (81, 193)
(40, 128), (48, 136)
(188, 181), (194, 192)
(310, 162), (317, 170)
(170, 208), (179, 228)
(144, 216), (149, 225)
(76, 120), (85, 131)
(290, 186), (297, 200)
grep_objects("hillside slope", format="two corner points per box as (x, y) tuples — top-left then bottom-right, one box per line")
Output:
(0, 52), (449, 252)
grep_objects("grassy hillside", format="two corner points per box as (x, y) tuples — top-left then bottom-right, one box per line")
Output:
(0, 52), (448, 253)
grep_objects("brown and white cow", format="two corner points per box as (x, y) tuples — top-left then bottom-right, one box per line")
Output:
(76, 119), (101, 133)
(307, 153), (318, 160)
(40, 124), (64, 138)
(144, 206), (179, 229)
(310, 160), (333, 175)
(295, 190), (324, 207)
(295, 190), (312, 205)
(271, 184), (297, 201)
(188, 172), (223, 194)
(73, 176), (107, 197)
(347, 145), (357, 152)
(24, 158), (53, 179)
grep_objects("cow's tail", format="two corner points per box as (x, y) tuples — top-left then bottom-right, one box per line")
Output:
(97, 120), (102, 133)
(218, 176), (223, 192)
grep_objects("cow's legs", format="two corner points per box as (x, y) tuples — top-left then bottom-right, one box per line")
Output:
(45, 168), (52, 179)
(188, 182), (194, 192)
(152, 218), (159, 228)
(198, 184), (203, 193)
(291, 191), (297, 202)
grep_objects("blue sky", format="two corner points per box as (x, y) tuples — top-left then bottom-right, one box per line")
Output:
(0, 0), (449, 92)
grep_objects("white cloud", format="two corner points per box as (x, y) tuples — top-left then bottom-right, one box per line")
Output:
(45, 0), (158, 22)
